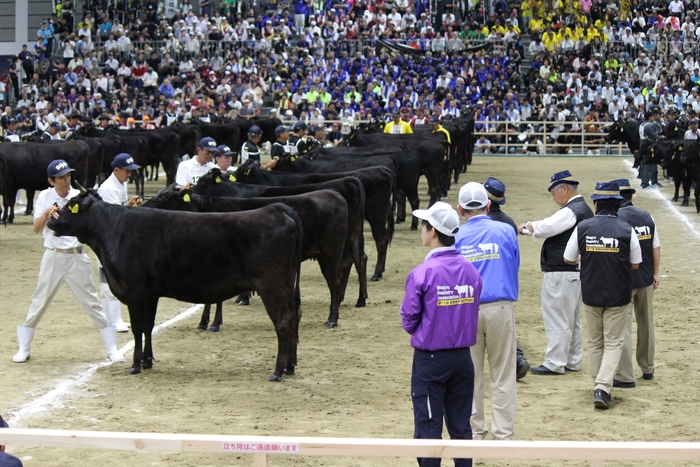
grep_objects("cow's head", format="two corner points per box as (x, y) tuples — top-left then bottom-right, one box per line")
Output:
(47, 187), (102, 238)
(195, 167), (232, 189)
(232, 159), (261, 182)
(143, 184), (197, 211)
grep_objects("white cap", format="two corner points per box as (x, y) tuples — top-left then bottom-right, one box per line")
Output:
(458, 182), (489, 210)
(412, 201), (460, 236)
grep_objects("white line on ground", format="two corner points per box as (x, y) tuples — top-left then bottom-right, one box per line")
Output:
(624, 160), (700, 240)
(7, 304), (204, 427)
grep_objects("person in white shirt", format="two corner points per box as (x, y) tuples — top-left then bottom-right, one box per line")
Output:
(12, 159), (123, 364)
(475, 135), (492, 154)
(175, 136), (218, 186)
(96, 153), (141, 332)
(684, 119), (700, 139)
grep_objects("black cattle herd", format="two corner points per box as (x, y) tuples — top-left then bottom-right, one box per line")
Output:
(3, 116), (481, 380)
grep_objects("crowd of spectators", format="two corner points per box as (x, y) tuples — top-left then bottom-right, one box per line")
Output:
(2, 0), (700, 149)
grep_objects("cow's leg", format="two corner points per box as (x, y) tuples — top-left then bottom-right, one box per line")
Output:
(258, 291), (297, 382)
(369, 218), (390, 281)
(141, 299), (159, 370)
(405, 186), (421, 231)
(198, 304), (211, 330)
(353, 232), (368, 307)
(682, 168), (692, 207)
(395, 190), (406, 223)
(24, 189), (35, 215)
(209, 302), (223, 332)
(127, 304), (144, 374)
(236, 292), (251, 306)
(317, 252), (344, 328)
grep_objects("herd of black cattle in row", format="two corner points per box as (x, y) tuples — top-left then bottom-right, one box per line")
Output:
(606, 120), (700, 212)
(1, 117), (476, 381)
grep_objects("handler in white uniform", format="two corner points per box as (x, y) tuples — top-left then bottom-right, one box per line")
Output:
(13, 159), (123, 364)
(96, 153), (141, 332)
(175, 136), (218, 186)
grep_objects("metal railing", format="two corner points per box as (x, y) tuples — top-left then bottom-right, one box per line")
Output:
(473, 119), (624, 156)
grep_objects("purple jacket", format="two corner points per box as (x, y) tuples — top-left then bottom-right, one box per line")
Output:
(401, 248), (482, 351)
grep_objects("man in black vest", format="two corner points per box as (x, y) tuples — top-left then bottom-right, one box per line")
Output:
(563, 181), (642, 409)
(612, 179), (660, 385)
(519, 170), (594, 376)
(483, 177), (530, 380)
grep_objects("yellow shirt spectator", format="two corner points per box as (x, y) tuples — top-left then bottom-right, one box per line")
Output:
(542, 31), (559, 51)
(384, 118), (414, 134)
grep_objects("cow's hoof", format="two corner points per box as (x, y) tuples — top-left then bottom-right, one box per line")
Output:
(672, 196), (679, 202)
(283, 367), (295, 375)
(237, 298), (249, 306)
(355, 299), (366, 308)
(682, 200), (689, 207)
(324, 320), (338, 328)
(197, 322), (208, 330)
(23, 210), (33, 216)
(410, 225), (418, 231)
(208, 325), (220, 332)
(267, 374), (282, 382)
(396, 219), (405, 224)
(128, 366), (141, 375)
(142, 358), (153, 370)
(370, 274), (382, 282)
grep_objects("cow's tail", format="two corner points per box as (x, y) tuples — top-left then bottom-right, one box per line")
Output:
(284, 205), (304, 324)
(387, 179), (396, 245)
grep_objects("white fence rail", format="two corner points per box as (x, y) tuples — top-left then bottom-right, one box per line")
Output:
(2, 429), (700, 466)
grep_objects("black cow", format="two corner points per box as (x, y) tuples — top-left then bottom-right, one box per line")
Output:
(48, 188), (304, 381)
(305, 145), (430, 227)
(606, 120), (641, 162)
(681, 140), (700, 212)
(345, 132), (449, 205)
(107, 128), (180, 185)
(0, 141), (90, 224)
(169, 123), (202, 161)
(145, 186), (351, 328)
(194, 168), (370, 298)
(655, 139), (692, 206)
(231, 159), (395, 281)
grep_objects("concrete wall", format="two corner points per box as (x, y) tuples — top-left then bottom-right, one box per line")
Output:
(0, 0), (52, 57)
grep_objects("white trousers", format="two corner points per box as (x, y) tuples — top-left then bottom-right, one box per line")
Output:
(540, 271), (584, 373)
(24, 249), (107, 329)
(470, 300), (517, 441)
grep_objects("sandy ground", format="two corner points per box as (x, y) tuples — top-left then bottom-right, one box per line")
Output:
(1, 156), (699, 467)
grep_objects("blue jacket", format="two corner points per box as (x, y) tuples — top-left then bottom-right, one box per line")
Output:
(454, 215), (519, 303)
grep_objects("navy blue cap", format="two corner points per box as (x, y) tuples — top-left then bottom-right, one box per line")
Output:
(548, 170), (579, 191)
(248, 125), (262, 135)
(275, 125), (289, 135)
(216, 145), (234, 157)
(7, 117), (16, 124)
(611, 178), (636, 194)
(111, 153), (141, 170)
(198, 136), (218, 149)
(444, 114), (454, 120)
(429, 116), (440, 124)
(49, 121), (60, 128)
(292, 121), (307, 131)
(483, 177), (506, 205)
(391, 110), (400, 117)
(591, 181), (623, 200)
(311, 124), (325, 133)
(47, 159), (75, 178)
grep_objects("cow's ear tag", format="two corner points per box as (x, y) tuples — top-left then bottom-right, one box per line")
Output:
(229, 175), (237, 182)
(290, 155), (297, 162)
(68, 204), (79, 214)
(215, 176), (221, 183)
(183, 193), (191, 203)
(244, 168), (251, 176)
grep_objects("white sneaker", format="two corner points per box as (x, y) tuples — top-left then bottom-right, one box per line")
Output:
(587, 150), (593, 155)
(594, 149), (600, 155)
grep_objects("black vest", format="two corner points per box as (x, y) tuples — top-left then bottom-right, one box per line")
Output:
(577, 213), (634, 308)
(487, 206), (518, 235)
(617, 201), (655, 289)
(541, 196), (594, 272)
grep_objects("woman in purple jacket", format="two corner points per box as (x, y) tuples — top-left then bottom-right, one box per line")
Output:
(401, 201), (482, 467)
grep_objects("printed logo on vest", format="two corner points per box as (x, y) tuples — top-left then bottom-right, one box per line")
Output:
(436, 284), (475, 306)
(585, 235), (620, 252)
(634, 225), (652, 240)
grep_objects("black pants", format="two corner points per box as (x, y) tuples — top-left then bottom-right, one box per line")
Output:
(411, 347), (474, 467)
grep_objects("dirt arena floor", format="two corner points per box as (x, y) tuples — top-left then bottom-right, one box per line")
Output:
(1, 156), (699, 467)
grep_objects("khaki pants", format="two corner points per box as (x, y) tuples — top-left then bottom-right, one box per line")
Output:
(470, 300), (517, 440)
(616, 286), (655, 381)
(585, 302), (632, 394)
(540, 271), (584, 373)
(24, 249), (107, 329)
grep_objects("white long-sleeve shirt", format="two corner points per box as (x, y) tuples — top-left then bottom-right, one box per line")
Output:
(531, 195), (583, 241)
